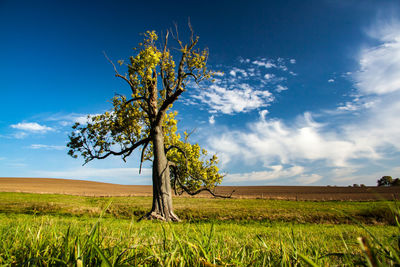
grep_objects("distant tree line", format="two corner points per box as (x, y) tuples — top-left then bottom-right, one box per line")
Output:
(377, 176), (400, 187)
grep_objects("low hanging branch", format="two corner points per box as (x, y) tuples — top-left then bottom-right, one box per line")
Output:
(167, 145), (234, 199)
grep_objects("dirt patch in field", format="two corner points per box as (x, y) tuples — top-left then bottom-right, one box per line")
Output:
(0, 177), (398, 200)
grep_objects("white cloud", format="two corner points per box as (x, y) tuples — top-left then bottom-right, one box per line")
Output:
(44, 113), (101, 125)
(264, 73), (275, 80)
(209, 115), (215, 125)
(290, 59), (296, 64)
(328, 79), (335, 83)
(276, 85), (288, 92)
(252, 60), (276, 68)
(209, 112), (379, 169)
(226, 165), (304, 182)
(355, 20), (400, 95)
(10, 122), (53, 133)
(259, 110), (269, 120)
(193, 84), (274, 114)
(29, 144), (65, 150)
(192, 57), (295, 115)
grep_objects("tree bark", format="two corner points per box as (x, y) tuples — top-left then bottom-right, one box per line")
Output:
(141, 125), (180, 221)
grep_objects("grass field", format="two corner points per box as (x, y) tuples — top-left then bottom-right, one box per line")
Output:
(0, 192), (399, 266)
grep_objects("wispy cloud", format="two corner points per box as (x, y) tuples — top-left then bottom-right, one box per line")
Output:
(276, 85), (288, 92)
(355, 20), (400, 95)
(226, 165), (304, 183)
(29, 144), (65, 150)
(43, 113), (100, 125)
(10, 122), (53, 133)
(295, 174), (322, 185)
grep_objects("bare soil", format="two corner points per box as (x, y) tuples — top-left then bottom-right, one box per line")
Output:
(0, 177), (398, 200)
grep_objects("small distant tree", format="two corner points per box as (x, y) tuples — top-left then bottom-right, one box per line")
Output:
(67, 28), (227, 221)
(391, 178), (400, 186)
(377, 176), (393, 187)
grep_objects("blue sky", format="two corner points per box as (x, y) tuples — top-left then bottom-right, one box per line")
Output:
(1, 0), (400, 186)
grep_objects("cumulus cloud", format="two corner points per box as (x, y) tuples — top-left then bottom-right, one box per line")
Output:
(10, 122), (53, 133)
(193, 84), (274, 114)
(328, 79), (335, 83)
(209, 112), (378, 169)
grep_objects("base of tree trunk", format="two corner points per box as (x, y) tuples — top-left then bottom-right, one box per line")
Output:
(139, 211), (181, 222)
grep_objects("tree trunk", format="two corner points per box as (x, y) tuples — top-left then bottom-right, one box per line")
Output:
(141, 126), (180, 221)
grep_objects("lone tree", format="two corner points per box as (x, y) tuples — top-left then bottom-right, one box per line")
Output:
(377, 176), (400, 187)
(377, 176), (393, 187)
(67, 29), (226, 221)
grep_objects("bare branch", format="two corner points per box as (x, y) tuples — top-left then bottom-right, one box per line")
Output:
(160, 31), (172, 98)
(139, 140), (150, 174)
(84, 137), (151, 164)
(175, 176), (235, 199)
(103, 51), (136, 95)
(188, 17), (194, 43)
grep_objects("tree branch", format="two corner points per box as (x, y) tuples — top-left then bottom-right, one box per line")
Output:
(103, 51), (137, 95)
(139, 140), (150, 174)
(166, 145), (233, 198)
(125, 96), (146, 106)
(83, 137), (151, 165)
(175, 176), (235, 199)
(160, 31), (172, 98)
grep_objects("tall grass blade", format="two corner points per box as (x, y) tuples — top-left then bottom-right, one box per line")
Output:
(298, 253), (320, 267)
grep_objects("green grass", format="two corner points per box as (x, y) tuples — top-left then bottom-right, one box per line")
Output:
(0, 192), (396, 224)
(0, 192), (399, 266)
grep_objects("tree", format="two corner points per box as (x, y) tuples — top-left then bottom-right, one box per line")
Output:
(377, 176), (393, 187)
(391, 178), (400, 186)
(67, 29), (227, 221)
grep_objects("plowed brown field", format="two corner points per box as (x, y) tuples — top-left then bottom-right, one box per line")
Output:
(0, 177), (398, 200)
